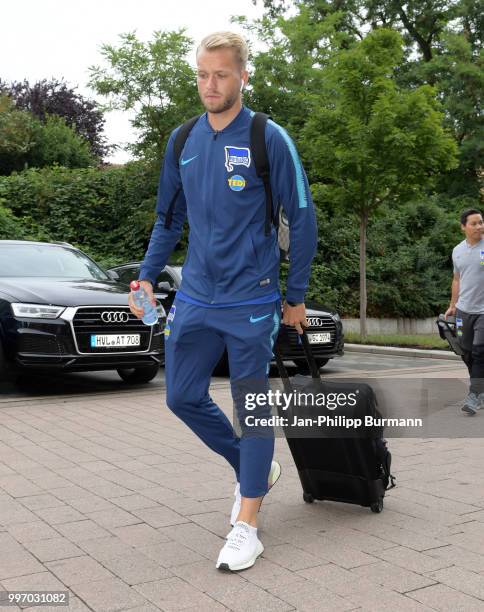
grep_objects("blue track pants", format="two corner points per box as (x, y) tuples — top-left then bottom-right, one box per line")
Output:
(164, 297), (281, 498)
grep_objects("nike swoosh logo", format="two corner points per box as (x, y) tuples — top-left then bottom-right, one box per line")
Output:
(250, 313), (271, 323)
(180, 155), (198, 166)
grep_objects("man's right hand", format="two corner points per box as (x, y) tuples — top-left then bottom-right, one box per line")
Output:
(128, 280), (156, 319)
(444, 305), (456, 319)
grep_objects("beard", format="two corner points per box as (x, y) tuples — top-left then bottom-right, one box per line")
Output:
(202, 90), (240, 114)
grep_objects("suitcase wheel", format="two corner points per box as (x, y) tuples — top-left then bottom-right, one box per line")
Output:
(370, 497), (384, 513)
(303, 492), (314, 504)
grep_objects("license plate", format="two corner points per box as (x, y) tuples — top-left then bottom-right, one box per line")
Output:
(307, 332), (331, 344)
(90, 334), (140, 348)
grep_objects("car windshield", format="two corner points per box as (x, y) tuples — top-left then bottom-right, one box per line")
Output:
(0, 244), (109, 280)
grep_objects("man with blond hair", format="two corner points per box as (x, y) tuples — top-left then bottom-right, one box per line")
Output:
(129, 31), (317, 571)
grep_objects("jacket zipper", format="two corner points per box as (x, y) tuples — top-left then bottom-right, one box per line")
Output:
(205, 131), (219, 302)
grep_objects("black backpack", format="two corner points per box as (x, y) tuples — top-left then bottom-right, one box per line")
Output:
(164, 112), (290, 260)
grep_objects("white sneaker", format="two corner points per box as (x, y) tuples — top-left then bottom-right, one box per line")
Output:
(477, 393), (484, 410)
(216, 521), (264, 571)
(462, 392), (479, 415)
(230, 460), (281, 527)
(268, 459), (282, 490)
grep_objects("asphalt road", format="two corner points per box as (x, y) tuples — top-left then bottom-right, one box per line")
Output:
(0, 351), (460, 402)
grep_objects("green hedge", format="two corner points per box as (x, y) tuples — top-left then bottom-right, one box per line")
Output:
(0, 161), (160, 268)
(303, 197), (465, 317)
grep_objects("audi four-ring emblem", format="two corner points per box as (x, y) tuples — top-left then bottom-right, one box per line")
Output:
(307, 317), (325, 327)
(101, 311), (129, 323)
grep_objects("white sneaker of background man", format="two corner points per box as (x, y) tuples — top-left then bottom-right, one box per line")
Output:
(462, 392), (482, 415)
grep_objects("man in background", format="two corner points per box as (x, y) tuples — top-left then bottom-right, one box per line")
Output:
(445, 209), (484, 415)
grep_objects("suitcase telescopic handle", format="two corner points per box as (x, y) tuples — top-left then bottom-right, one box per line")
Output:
(273, 342), (292, 392)
(273, 328), (322, 385)
(300, 329), (323, 380)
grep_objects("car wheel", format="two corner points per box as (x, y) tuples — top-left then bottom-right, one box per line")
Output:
(117, 364), (159, 384)
(293, 358), (328, 375)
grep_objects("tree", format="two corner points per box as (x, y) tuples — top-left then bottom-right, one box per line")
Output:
(254, 1), (459, 59)
(0, 78), (109, 160)
(424, 31), (483, 198)
(0, 95), (95, 174)
(367, 2), (483, 198)
(302, 28), (458, 336)
(88, 30), (202, 162)
(236, 6), (347, 133)
(365, 0), (460, 62)
(29, 115), (95, 170)
(251, 1), (482, 198)
(0, 95), (38, 174)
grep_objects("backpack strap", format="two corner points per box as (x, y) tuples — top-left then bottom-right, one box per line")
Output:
(173, 115), (201, 166)
(164, 115), (201, 229)
(250, 112), (273, 236)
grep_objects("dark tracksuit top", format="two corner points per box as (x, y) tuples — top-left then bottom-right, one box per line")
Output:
(139, 106), (317, 306)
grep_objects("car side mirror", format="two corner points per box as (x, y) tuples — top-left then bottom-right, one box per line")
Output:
(157, 281), (173, 292)
(107, 270), (119, 280)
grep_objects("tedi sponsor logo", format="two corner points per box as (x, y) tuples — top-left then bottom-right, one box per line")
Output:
(228, 175), (246, 191)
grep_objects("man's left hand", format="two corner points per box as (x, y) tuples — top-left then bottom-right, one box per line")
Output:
(282, 302), (308, 335)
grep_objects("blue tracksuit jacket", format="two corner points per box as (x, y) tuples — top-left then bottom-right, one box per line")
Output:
(139, 106), (317, 305)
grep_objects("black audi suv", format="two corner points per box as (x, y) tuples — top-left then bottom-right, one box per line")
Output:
(109, 261), (344, 374)
(0, 241), (165, 384)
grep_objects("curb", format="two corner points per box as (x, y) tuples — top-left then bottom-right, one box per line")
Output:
(344, 343), (461, 361)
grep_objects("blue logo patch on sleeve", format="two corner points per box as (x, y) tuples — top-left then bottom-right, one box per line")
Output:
(224, 146), (251, 172)
(167, 305), (176, 322)
(228, 175), (246, 191)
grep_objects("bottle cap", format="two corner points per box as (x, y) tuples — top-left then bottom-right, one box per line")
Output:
(129, 280), (140, 291)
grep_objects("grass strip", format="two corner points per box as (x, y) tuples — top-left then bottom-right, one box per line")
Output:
(344, 332), (448, 350)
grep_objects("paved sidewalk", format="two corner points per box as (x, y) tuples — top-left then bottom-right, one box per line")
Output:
(1, 383), (484, 612)
(344, 344), (461, 361)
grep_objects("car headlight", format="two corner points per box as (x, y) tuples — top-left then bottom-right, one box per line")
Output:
(11, 303), (66, 319)
(332, 312), (341, 323)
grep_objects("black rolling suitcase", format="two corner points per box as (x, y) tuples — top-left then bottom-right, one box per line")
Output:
(274, 331), (395, 513)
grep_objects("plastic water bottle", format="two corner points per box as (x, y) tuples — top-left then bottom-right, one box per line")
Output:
(129, 280), (158, 326)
